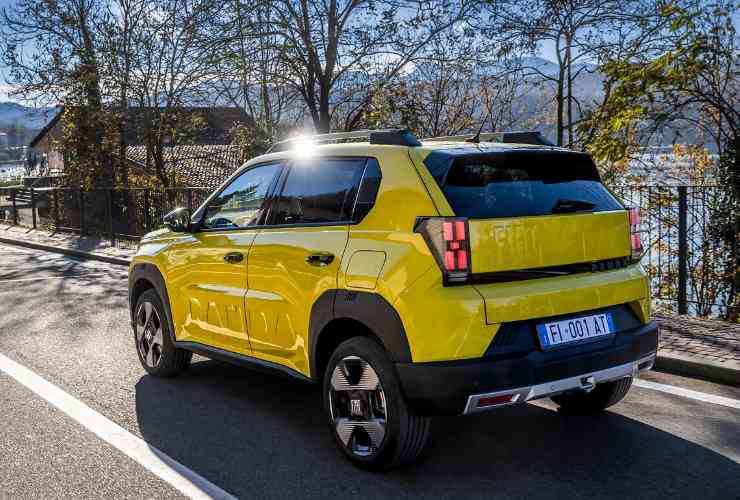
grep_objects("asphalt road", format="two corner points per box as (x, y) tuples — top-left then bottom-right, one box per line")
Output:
(0, 242), (738, 500)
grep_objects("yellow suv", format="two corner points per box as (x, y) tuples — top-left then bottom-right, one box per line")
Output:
(128, 129), (658, 469)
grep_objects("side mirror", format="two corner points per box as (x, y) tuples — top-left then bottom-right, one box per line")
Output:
(163, 207), (191, 232)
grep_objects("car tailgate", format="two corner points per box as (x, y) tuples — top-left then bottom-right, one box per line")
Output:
(473, 265), (649, 325)
(468, 210), (630, 274)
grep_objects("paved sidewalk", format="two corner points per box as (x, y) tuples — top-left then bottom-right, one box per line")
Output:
(655, 314), (740, 386)
(0, 224), (134, 266)
(0, 223), (737, 385)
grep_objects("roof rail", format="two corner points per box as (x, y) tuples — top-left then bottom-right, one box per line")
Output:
(266, 128), (422, 153)
(423, 131), (554, 146)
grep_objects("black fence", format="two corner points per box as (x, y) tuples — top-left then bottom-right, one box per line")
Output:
(612, 185), (737, 319)
(0, 186), (211, 249)
(0, 184), (737, 319)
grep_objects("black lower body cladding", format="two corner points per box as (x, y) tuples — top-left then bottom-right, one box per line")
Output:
(395, 321), (659, 416)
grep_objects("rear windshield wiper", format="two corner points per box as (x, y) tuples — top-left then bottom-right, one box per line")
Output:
(551, 198), (596, 214)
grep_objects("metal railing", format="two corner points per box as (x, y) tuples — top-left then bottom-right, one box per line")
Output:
(0, 186), (211, 249)
(612, 184), (737, 319)
(0, 183), (737, 319)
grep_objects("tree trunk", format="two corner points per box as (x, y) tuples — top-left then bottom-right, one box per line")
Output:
(566, 33), (573, 148)
(731, 135), (740, 320)
(556, 71), (565, 147)
(316, 76), (332, 133)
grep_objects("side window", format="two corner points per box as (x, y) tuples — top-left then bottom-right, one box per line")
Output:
(351, 158), (382, 222)
(202, 163), (282, 229)
(270, 158), (366, 225)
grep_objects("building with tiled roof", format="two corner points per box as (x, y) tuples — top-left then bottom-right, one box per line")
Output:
(125, 144), (245, 189)
(27, 106), (251, 184)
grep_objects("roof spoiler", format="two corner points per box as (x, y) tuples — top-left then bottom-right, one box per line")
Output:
(266, 128), (421, 153)
(423, 131), (554, 146)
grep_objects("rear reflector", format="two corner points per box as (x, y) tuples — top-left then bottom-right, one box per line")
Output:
(415, 217), (471, 285)
(476, 394), (516, 408)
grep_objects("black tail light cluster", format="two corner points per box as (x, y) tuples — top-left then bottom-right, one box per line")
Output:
(415, 217), (471, 285)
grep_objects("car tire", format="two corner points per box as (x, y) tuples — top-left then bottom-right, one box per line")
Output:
(133, 289), (192, 377)
(323, 336), (431, 470)
(551, 376), (633, 414)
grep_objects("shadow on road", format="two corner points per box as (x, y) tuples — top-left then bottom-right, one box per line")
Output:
(135, 360), (740, 500)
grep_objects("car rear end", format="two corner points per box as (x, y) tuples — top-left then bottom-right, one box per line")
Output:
(395, 143), (658, 415)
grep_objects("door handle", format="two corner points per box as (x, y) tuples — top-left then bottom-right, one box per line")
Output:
(305, 252), (335, 267)
(224, 252), (244, 264)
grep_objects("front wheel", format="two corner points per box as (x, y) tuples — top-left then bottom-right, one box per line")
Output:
(133, 289), (192, 377)
(323, 337), (430, 470)
(551, 376), (633, 414)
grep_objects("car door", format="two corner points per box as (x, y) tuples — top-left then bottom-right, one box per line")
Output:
(166, 162), (283, 354)
(245, 157), (368, 376)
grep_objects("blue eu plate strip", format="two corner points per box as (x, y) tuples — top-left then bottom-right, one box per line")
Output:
(536, 324), (551, 348)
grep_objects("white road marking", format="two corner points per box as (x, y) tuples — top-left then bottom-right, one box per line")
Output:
(0, 352), (239, 500)
(634, 378), (740, 410)
(0, 273), (110, 283)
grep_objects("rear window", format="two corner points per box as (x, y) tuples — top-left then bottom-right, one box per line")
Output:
(424, 150), (623, 218)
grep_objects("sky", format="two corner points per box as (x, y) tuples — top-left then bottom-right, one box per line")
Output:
(0, 0), (736, 104)
(0, 0), (15, 101)
(0, 0), (564, 104)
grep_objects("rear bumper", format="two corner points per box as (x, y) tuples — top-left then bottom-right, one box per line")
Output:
(395, 320), (658, 416)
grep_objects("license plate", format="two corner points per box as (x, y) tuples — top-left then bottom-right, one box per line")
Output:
(536, 313), (615, 349)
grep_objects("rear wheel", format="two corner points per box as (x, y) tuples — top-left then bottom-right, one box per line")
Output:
(323, 337), (430, 470)
(551, 376), (633, 414)
(133, 289), (192, 377)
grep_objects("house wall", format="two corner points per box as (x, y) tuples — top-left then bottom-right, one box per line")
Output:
(29, 118), (65, 176)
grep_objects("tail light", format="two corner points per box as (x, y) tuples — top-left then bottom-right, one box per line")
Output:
(415, 217), (471, 285)
(628, 208), (643, 263)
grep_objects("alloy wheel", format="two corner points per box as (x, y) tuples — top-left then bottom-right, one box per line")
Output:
(328, 356), (387, 457)
(135, 301), (164, 368)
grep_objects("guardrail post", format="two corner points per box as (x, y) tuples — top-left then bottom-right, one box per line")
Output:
(30, 188), (37, 229)
(677, 186), (688, 315)
(11, 189), (17, 225)
(107, 189), (115, 245)
(79, 189), (85, 236)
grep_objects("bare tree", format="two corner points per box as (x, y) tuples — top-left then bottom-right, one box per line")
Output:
(124, 0), (226, 188)
(248, 0), (476, 133)
(212, 2), (304, 141)
(99, 0), (152, 185)
(1, 0), (107, 107)
(484, 0), (651, 146)
(0, 0), (116, 186)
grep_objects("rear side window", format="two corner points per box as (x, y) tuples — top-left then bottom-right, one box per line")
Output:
(270, 158), (366, 225)
(424, 150), (622, 218)
(351, 158), (382, 222)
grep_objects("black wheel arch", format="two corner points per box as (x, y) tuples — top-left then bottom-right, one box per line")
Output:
(128, 263), (177, 344)
(309, 289), (412, 380)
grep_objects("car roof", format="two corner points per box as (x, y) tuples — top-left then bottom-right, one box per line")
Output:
(243, 141), (572, 167)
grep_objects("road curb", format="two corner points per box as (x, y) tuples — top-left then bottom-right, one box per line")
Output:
(655, 352), (740, 387)
(0, 236), (131, 267)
